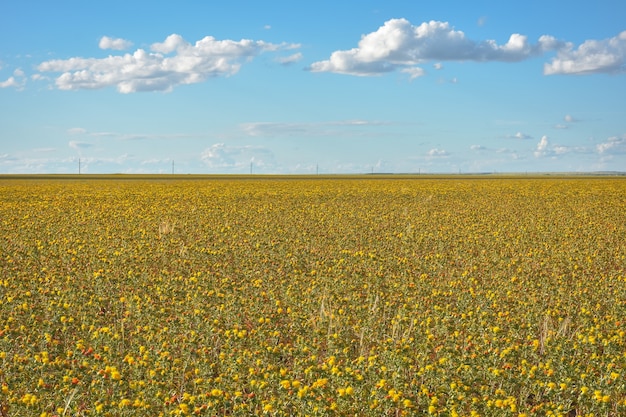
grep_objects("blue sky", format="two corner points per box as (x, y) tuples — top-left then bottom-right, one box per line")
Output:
(1, 0), (625, 174)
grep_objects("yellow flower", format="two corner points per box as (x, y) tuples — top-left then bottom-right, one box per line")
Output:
(118, 399), (131, 408)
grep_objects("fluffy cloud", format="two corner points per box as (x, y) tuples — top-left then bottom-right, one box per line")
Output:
(38, 34), (300, 93)
(0, 76), (19, 88)
(534, 135), (549, 158)
(98, 36), (133, 50)
(200, 143), (276, 171)
(427, 148), (449, 157)
(544, 31), (626, 75)
(532, 135), (589, 158)
(0, 68), (26, 89)
(596, 135), (626, 154)
(309, 18), (562, 77)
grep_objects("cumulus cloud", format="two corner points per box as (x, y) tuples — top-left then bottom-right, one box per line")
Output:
(427, 148), (449, 157)
(38, 34), (300, 93)
(99, 36), (133, 50)
(596, 135), (626, 154)
(200, 143), (275, 170)
(309, 18), (562, 77)
(0, 76), (19, 88)
(0, 68), (27, 89)
(534, 135), (549, 157)
(544, 31), (626, 75)
(564, 114), (578, 123)
(532, 135), (589, 158)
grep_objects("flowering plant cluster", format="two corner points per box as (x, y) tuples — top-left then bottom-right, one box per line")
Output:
(0, 177), (624, 416)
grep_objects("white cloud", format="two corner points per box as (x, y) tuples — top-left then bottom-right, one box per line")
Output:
(544, 31), (626, 75)
(433, 62), (443, 70)
(508, 131), (533, 140)
(564, 114), (578, 123)
(531, 135), (589, 158)
(38, 34), (300, 93)
(276, 52), (302, 65)
(470, 145), (486, 151)
(427, 148), (448, 157)
(534, 135), (549, 158)
(401, 67), (426, 79)
(0, 76), (19, 88)
(99, 36), (133, 51)
(200, 143), (275, 171)
(596, 135), (626, 154)
(309, 18), (562, 77)
(0, 68), (27, 89)
(69, 140), (93, 150)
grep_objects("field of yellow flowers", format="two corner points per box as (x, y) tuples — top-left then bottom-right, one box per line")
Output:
(1, 175), (625, 416)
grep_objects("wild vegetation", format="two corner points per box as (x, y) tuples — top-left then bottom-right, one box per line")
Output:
(1, 176), (624, 416)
